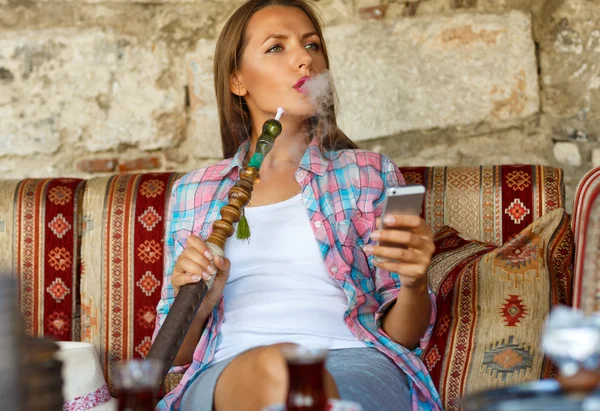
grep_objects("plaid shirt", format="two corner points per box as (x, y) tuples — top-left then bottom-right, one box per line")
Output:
(153, 138), (443, 411)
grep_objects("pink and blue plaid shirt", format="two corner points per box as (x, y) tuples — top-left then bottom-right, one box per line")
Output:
(153, 137), (443, 410)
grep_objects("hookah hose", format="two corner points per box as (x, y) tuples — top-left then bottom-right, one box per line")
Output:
(147, 108), (284, 386)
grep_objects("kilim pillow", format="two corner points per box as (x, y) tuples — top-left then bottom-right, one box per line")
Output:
(422, 208), (573, 410)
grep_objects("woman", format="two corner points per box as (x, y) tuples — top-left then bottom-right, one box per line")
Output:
(152, 1), (442, 410)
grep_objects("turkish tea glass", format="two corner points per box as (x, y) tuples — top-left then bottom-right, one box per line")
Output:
(282, 346), (329, 411)
(113, 359), (163, 411)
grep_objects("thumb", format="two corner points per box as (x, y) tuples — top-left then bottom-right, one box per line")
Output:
(213, 254), (230, 273)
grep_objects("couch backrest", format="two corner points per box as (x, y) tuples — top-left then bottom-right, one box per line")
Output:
(571, 166), (600, 314)
(398, 165), (565, 246)
(0, 164), (568, 393)
(77, 164), (566, 389)
(0, 178), (85, 341)
(79, 172), (182, 389)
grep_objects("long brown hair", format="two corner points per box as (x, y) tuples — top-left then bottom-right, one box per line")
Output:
(214, 0), (358, 159)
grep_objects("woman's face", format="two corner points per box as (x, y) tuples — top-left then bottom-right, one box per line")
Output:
(231, 6), (327, 121)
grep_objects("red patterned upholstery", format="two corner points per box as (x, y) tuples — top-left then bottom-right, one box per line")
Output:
(0, 163), (580, 402)
(394, 165), (571, 408)
(79, 173), (182, 391)
(572, 167), (600, 314)
(0, 178), (85, 341)
(423, 209), (573, 410)
(398, 165), (565, 245)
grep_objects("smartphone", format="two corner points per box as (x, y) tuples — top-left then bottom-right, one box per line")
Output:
(377, 185), (426, 253)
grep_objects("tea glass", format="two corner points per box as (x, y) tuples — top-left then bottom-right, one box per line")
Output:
(113, 359), (163, 411)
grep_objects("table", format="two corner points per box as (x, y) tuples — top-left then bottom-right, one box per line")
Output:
(460, 379), (600, 411)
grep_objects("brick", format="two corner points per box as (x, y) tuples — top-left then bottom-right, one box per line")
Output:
(117, 156), (162, 172)
(77, 158), (118, 173)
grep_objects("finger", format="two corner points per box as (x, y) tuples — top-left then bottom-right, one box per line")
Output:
(382, 214), (422, 230)
(416, 220), (434, 239)
(172, 271), (202, 291)
(213, 255), (230, 273)
(387, 216), (433, 242)
(177, 257), (204, 277)
(183, 235), (218, 270)
(210, 256), (231, 290)
(366, 245), (423, 264)
(180, 248), (217, 276)
(178, 257), (217, 281)
(185, 235), (211, 258)
(372, 229), (425, 250)
(180, 248), (212, 269)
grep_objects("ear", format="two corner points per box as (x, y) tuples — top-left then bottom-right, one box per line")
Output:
(230, 71), (247, 97)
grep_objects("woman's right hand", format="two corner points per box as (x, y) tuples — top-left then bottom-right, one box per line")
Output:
(171, 235), (230, 311)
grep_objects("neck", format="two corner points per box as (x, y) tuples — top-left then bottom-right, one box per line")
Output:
(246, 114), (311, 169)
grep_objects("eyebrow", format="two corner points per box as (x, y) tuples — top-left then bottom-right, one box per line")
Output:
(261, 31), (319, 45)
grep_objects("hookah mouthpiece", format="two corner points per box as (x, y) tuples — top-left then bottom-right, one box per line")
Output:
(275, 107), (284, 121)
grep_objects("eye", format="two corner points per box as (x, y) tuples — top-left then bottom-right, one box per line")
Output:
(305, 42), (320, 51)
(267, 44), (283, 53)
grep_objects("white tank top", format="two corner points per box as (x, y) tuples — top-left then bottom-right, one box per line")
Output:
(213, 194), (364, 363)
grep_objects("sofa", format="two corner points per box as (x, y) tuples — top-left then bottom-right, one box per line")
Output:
(0, 164), (598, 410)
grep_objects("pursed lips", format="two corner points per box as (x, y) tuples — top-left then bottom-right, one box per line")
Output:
(294, 76), (309, 93)
(294, 77), (309, 88)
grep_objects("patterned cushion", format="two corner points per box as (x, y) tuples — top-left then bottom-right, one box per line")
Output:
(423, 208), (573, 410)
(0, 178), (85, 341)
(572, 167), (600, 314)
(79, 173), (182, 391)
(398, 165), (565, 245)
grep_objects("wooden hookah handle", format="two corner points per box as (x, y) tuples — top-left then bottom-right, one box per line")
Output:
(203, 167), (258, 265)
(147, 115), (283, 386)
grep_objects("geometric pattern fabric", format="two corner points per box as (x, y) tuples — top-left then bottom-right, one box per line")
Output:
(423, 208), (573, 410)
(0, 178), (85, 341)
(79, 173), (182, 393)
(398, 165), (565, 246)
(0, 164), (580, 400)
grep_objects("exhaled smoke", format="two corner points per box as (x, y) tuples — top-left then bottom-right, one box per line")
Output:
(303, 70), (334, 117)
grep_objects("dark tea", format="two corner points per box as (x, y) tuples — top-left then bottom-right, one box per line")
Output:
(116, 386), (156, 411)
(284, 347), (328, 411)
(113, 359), (162, 411)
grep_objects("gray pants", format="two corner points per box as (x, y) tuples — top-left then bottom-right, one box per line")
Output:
(181, 347), (412, 411)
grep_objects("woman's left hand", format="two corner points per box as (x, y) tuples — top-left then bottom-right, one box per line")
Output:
(364, 214), (435, 290)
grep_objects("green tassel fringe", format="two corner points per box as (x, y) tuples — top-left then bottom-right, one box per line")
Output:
(236, 211), (251, 240)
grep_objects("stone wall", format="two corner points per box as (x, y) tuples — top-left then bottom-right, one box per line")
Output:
(1, 0), (599, 212)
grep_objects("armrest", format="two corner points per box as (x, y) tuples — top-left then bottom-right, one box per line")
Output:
(572, 167), (600, 314)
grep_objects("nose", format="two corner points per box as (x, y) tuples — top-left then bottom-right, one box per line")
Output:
(295, 46), (313, 72)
